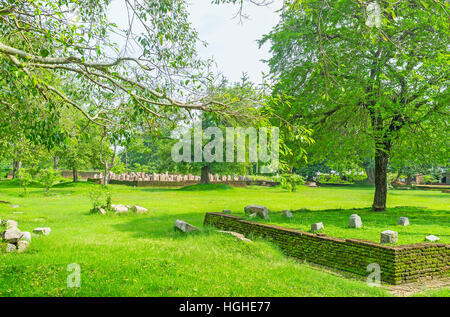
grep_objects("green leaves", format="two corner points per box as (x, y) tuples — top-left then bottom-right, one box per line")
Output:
(40, 48), (49, 58)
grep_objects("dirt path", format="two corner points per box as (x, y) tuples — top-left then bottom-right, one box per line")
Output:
(386, 277), (450, 297)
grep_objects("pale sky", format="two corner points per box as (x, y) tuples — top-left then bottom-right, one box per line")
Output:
(187, 0), (282, 84)
(108, 0), (282, 85)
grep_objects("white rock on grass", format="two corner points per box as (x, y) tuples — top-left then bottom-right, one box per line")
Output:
(5, 243), (16, 253)
(6, 220), (18, 229)
(17, 240), (29, 253)
(130, 205), (148, 214)
(311, 222), (324, 232)
(33, 227), (51, 236)
(98, 208), (106, 215)
(349, 214), (362, 228)
(21, 231), (32, 242)
(111, 204), (129, 213)
(222, 209), (232, 214)
(244, 205), (269, 220)
(398, 217), (410, 226)
(2, 227), (23, 243)
(174, 220), (198, 233)
(380, 230), (398, 244)
(425, 235), (440, 242)
(282, 210), (293, 218)
(9, 204), (19, 208)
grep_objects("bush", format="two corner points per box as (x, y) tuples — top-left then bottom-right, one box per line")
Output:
(277, 174), (305, 192)
(423, 174), (439, 184)
(17, 169), (32, 197)
(88, 187), (113, 214)
(317, 174), (351, 184)
(39, 168), (60, 195)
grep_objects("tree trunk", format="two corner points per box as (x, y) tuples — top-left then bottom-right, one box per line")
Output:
(406, 174), (413, 186)
(103, 165), (109, 186)
(372, 146), (389, 211)
(53, 156), (59, 169)
(363, 162), (375, 185)
(72, 166), (78, 183)
(200, 165), (211, 184)
(12, 160), (22, 179)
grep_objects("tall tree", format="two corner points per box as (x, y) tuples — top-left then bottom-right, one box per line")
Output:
(0, 0), (243, 135)
(261, 0), (449, 211)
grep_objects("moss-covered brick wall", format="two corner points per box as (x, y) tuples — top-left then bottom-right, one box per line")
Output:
(204, 212), (449, 285)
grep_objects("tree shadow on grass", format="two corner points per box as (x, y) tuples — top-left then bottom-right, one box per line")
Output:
(111, 212), (216, 240)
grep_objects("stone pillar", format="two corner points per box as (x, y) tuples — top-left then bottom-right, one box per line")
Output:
(416, 174), (424, 185)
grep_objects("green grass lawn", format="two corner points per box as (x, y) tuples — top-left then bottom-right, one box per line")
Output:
(0, 180), (448, 297)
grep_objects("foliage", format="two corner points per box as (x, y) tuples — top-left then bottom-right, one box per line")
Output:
(422, 175), (439, 185)
(276, 173), (305, 192)
(16, 169), (32, 197)
(88, 186), (109, 213)
(38, 168), (60, 195)
(261, 0), (449, 210)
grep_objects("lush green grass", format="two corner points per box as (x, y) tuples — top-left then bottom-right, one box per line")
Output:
(0, 180), (448, 297)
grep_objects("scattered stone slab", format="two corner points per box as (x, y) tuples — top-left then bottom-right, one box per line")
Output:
(33, 227), (51, 236)
(9, 204), (19, 208)
(398, 217), (410, 226)
(222, 209), (232, 214)
(2, 227), (23, 243)
(311, 222), (324, 232)
(306, 182), (318, 188)
(6, 220), (18, 229)
(425, 235), (440, 242)
(17, 240), (29, 253)
(218, 230), (252, 243)
(244, 205), (269, 220)
(98, 208), (106, 215)
(175, 220), (198, 233)
(130, 205), (148, 214)
(12, 212), (24, 214)
(381, 230), (398, 244)
(111, 204), (129, 213)
(349, 214), (362, 228)
(5, 243), (16, 253)
(282, 210), (293, 218)
(21, 231), (32, 242)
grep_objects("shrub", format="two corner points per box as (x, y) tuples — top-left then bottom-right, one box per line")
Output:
(88, 187), (113, 214)
(277, 174), (305, 192)
(423, 175), (439, 184)
(17, 169), (32, 197)
(39, 168), (59, 195)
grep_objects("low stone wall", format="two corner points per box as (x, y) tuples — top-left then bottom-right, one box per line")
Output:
(203, 212), (449, 285)
(60, 170), (100, 179)
(87, 178), (279, 187)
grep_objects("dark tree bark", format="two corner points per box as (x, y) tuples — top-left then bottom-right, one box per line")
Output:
(53, 156), (59, 169)
(200, 164), (211, 184)
(72, 166), (78, 182)
(363, 164), (375, 185)
(12, 160), (22, 179)
(372, 143), (390, 211)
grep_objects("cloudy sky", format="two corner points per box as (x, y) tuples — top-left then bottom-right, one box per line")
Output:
(187, 1), (283, 84)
